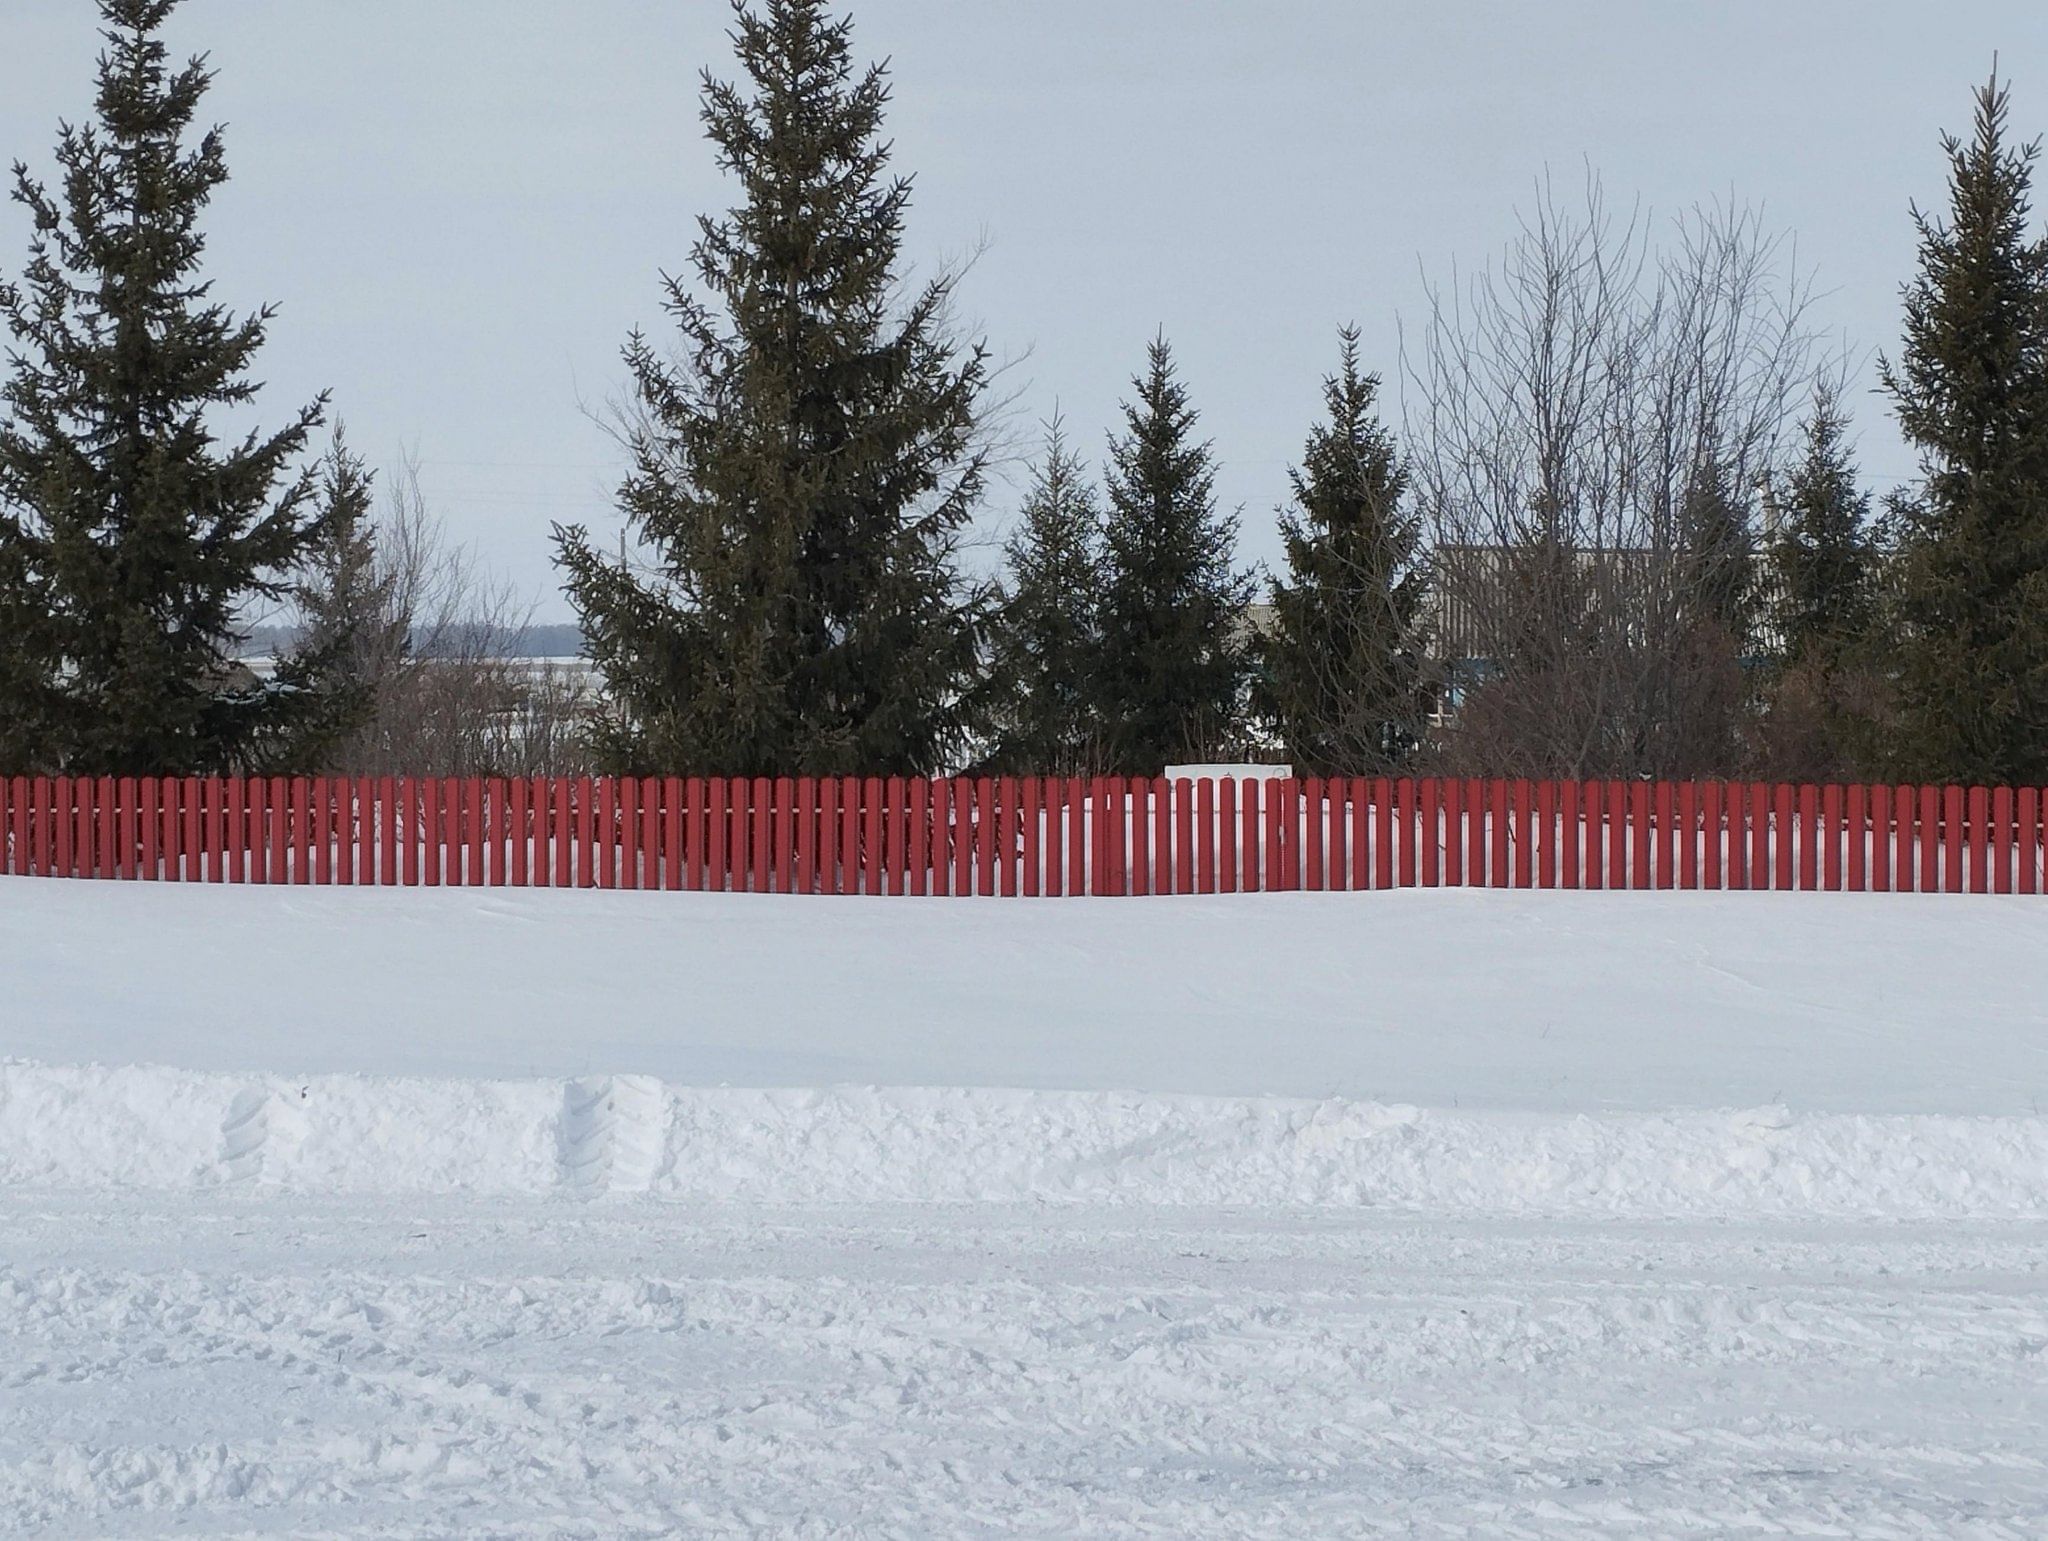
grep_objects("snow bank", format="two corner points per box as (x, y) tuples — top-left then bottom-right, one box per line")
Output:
(5, 1061), (2045, 1218)
(4, 877), (2046, 1115)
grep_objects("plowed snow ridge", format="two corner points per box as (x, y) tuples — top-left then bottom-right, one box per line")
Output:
(5, 1061), (2046, 1218)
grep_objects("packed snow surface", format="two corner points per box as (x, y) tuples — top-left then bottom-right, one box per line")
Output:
(6, 878), (2046, 1112)
(3, 877), (2047, 1535)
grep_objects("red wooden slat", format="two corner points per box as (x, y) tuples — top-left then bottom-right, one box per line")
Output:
(661, 777), (682, 891)
(1653, 781), (1674, 889)
(113, 776), (136, 880)
(1294, 774), (1327, 897)
(1991, 786), (2013, 895)
(350, 777), (371, 886)
(1741, 783), (1764, 890)
(1017, 777), (1039, 898)
(834, 777), (856, 897)
(290, 778), (310, 885)
(678, 778), (701, 891)
(1040, 779), (1062, 898)
(1820, 785), (1842, 891)
(506, 779), (528, 887)
(1967, 786), (1989, 894)
(748, 777), (770, 895)
(815, 776), (837, 895)
(704, 782), (729, 889)
(39, 777), (59, 877)
(937, 777), (959, 897)
(1489, 781), (1511, 889)
(1673, 782), (1695, 889)
(56, 779), (75, 879)
(945, 778), (966, 898)
(1326, 779), (1350, 892)
(1073, 775), (1092, 898)
(1918, 786), (1940, 893)
(1560, 780), (1582, 889)
(793, 776), (816, 895)
(1415, 778), (1436, 888)
(147, 777), (169, 882)
(91, 776), (112, 879)
(1514, 780), (1535, 889)
(1844, 784), (1866, 892)
(1369, 778), (1391, 891)
(1695, 782), (1728, 889)
(2021, 787), (2041, 895)
(1767, 785), (1791, 891)
(1535, 780), (1557, 889)
(573, 777), (595, 889)
(1196, 774), (1212, 897)
(995, 776), (1018, 898)
(112, 777), (135, 880)
(1262, 776), (1286, 890)
(1896, 784), (1920, 892)
(639, 779), (659, 890)
(1217, 777), (1237, 893)
(1152, 776), (1174, 896)
(374, 777), (394, 887)
(903, 777), (926, 898)
(1239, 778), (1263, 894)
(1127, 777), (1150, 897)
(1865, 784), (1888, 893)
(229, 778), (252, 884)
(1174, 777), (1196, 894)
(772, 777), (793, 895)
(1626, 782), (1648, 891)
(200, 778), (221, 884)
(1793, 785), (1816, 892)
(614, 777), (638, 891)
(256, 776), (277, 885)
(1433, 778), (1458, 887)
(1597, 782), (1613, 889)
(312, 778), (333, 886)
(973, 776), (996, 898)
(881, 776), (903, 897)
(1456, 777), (1478, 887)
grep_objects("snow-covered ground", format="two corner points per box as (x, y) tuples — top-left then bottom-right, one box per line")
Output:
(4, 879), (2047, 1535)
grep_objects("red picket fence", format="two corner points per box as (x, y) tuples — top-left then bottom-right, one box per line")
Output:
(0, 774), (2042, 896)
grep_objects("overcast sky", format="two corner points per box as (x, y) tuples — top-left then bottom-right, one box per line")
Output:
(5, 1), (2047, 622)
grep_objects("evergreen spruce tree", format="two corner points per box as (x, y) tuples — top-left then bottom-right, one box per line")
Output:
(1763, 391), (1875, 670)
(1259, 328), (1429, 774)
(1093, 336), (1255, 773)
(985, 417), (1105, 774)
(0, 0), (333, 774)
(279, 428), (403, 766)
(1880, 71), (2048, 785)
(554, 0), (990, 777)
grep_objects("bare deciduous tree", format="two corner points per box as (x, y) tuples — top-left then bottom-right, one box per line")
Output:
(1404, 174), (1827, 778)
(294, 456), (597, 777)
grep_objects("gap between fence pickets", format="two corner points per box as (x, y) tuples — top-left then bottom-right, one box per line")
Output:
(0, 775), (2041, 896)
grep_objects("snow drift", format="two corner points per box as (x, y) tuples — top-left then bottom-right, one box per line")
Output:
(6, 1061), (2045, 1219)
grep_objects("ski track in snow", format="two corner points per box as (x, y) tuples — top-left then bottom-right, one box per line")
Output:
(2, 1197), (2045, 1538)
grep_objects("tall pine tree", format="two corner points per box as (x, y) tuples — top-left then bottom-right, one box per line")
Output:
(0, 0), (334, 775)
(554, 0), (990, 777)
(1260, 328), (1429, 774)
(1880, 70), (2048, 785)
(985, 417), (1105, 774)
(1093, 336), (1255, 773)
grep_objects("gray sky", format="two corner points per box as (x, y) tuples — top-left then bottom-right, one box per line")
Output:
(5, 1), (2046, 622)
